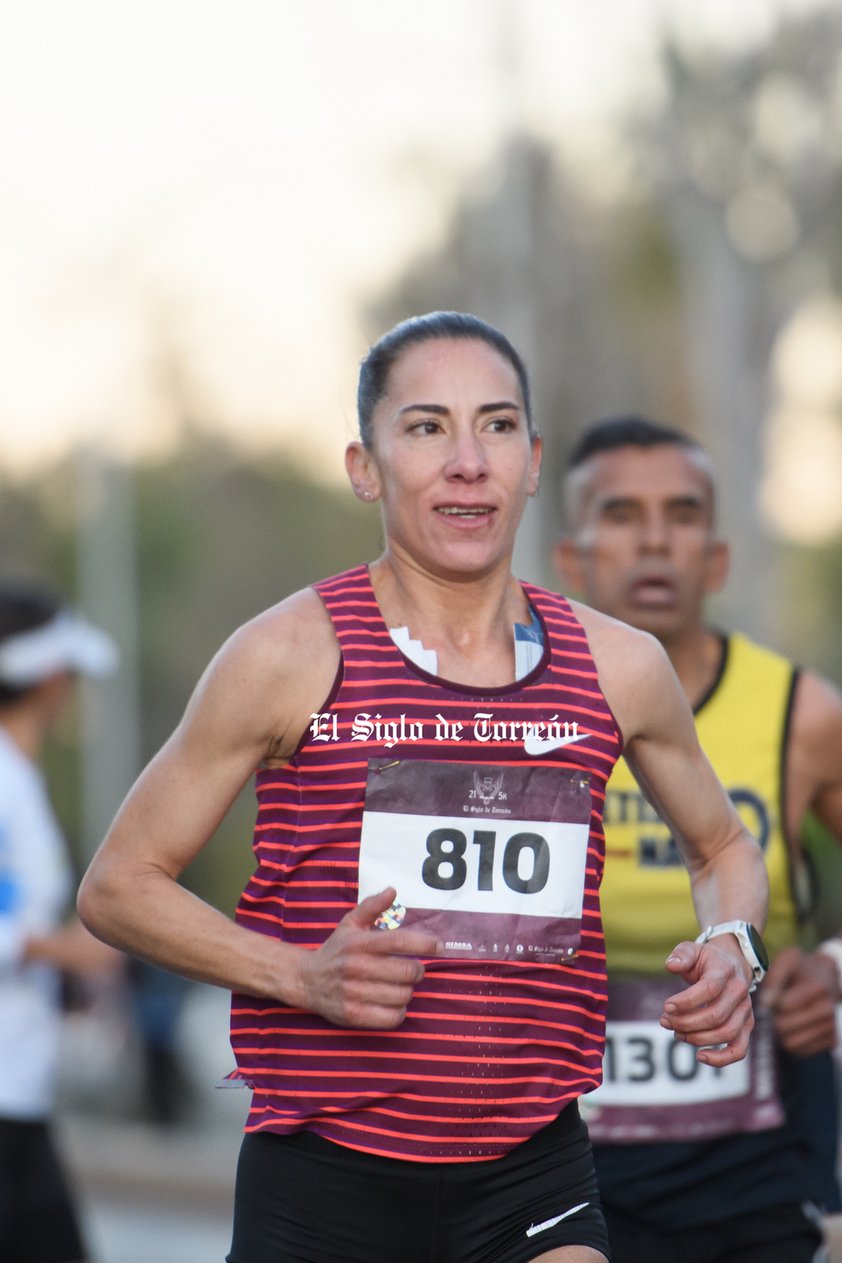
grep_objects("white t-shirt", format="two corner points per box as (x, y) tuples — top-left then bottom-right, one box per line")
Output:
(0, 727), (73, 1118)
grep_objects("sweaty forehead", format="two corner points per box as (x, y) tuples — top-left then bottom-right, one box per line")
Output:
(569, 444), (715, 522)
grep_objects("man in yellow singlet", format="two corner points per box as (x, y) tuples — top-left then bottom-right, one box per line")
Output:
(557, 416), (842, 1263)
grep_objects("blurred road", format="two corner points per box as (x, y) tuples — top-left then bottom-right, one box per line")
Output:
(65, 1111), (241, 1263)
(57, 982), (247, 1263)
(82, 1190), (233, 1263)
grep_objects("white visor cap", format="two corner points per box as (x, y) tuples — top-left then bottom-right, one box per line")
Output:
(0, 610), (119, 687)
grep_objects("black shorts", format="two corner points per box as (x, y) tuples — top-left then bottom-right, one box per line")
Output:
(0, 1117), (87, 1263)
(227, 1103), (610, 1263)
(603, 1201), (826, 1263)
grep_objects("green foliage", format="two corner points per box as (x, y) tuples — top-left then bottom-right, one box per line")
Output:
(0, 434), (383, 911)
(776, 540), (842, 685)
(802, 813), (842, 943)
(130, 431), (382, 752)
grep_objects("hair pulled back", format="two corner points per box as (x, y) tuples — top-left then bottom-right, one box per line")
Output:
(357, 312), (534, 448)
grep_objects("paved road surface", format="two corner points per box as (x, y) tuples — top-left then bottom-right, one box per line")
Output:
(62, 1106), (243, 1263)
(82, 1194), (233, 1263)
(58, 981), (246, 1263)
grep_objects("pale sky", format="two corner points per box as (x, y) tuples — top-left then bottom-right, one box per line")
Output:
(0, 0), (824, 480)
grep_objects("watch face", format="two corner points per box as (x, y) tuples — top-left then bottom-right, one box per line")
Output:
(747, 923), (770, 972)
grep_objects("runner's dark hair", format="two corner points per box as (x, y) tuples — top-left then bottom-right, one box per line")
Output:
(357, 311), (534, 448)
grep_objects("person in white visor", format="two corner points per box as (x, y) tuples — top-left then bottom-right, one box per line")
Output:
(0, 578), (120, 1263)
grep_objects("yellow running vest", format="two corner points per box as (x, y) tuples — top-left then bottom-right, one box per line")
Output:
(600, 632), (800, 973)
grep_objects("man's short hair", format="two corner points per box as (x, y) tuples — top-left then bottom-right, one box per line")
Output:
(565, 415), (704, 473)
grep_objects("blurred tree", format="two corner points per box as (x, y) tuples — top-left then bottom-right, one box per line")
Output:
(362, 134), (685, 589)
(363, 3), (842, 669)
(0, 437), (383, 912)
(776, 536), (842, 684)
(628, 4), (842, 644)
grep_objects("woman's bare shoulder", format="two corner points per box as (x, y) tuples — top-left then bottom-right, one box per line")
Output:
(180, 585), (341, 761)
(566, 597), (676, 739)
(567, 597), (665, 667)
(229, 586), (338, 668)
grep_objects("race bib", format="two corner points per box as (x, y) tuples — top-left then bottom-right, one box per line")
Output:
(581, 976), (784, 1141)
(357, 758), (592, 963)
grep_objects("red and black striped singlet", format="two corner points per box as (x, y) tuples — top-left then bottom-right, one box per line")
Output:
(230, 565), (622, 1161)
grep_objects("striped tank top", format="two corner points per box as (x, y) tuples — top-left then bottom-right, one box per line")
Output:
(230, 565), (622, 1162)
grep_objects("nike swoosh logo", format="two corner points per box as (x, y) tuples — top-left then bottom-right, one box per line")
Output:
(523, 732), (587, 756)
(526, 1202), (590, 1237)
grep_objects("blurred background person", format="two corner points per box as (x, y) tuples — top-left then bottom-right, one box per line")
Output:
(556, 416), (842, 1263)
(128, 958), (194, 1126)
(0, 578), (121, 1263)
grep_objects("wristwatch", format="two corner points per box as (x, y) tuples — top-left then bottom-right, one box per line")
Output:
(695, 921), (770, 992)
